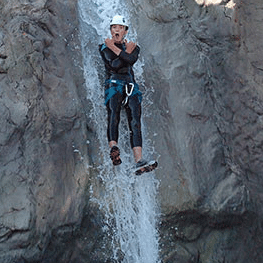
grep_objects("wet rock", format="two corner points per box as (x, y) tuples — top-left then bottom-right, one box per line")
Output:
(129, 0), (263, 262)
(0, 0), (90, 262)
(1, 0), (263, 262)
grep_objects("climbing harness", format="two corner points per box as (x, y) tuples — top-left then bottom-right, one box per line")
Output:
(104, 79), (142, 105)
(122, 83), (134, 106)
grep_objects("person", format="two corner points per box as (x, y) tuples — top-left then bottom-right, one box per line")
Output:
(99, 15), (157, 175)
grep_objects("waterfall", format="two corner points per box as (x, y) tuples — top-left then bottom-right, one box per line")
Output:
(78, 0), (160, 262)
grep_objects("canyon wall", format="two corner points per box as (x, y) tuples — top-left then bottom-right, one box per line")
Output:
(128, 0), (263, 261)
(0, 0), (90, 262)
(0, 0), (263, 262)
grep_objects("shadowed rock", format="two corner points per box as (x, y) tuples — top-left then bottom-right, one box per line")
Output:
(1, 0), (263, 262)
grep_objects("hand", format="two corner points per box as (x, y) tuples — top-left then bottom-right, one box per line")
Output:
(105, 38), (121, 56)
(105, 38), (115, 49)
(125, 40), (136, 54)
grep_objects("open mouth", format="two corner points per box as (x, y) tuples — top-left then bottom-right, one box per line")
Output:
(115, 33), (119, 38)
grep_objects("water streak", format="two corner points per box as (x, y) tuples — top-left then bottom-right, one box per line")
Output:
(79, 0), (160, 262)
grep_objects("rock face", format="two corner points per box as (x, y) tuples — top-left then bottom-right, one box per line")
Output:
(1, 0), (263, 262)
(129, 0), (263, 262)
(0, 0), (90, 262)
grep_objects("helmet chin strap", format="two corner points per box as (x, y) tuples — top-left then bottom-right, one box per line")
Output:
(122, 33), (127, 41)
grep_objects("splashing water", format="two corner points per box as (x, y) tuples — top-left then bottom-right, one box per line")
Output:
(78, 0), (160, 262)
(195, 0), (236, 8)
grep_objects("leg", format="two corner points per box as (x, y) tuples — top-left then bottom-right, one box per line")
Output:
(125, 95), (143, 162)
(106, 93), (123, 165)
(106, 92), (123, 144)
(126, 95), (158, 174)
(109, 140), (118, 148)
(133, 146), (142, 163)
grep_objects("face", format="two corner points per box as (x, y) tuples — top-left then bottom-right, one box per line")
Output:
(110, 24), (127, 43)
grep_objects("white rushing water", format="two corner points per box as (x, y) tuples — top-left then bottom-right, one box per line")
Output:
(78, 0), (160, 262)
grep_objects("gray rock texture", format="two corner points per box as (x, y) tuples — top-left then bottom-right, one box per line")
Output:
(0, 0), (90, 262)
(0, 0), (263, 262)
(129, 0), (263, 261)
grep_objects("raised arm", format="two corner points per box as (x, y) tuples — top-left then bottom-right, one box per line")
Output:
(119, 45), (140, 65)
(99, 43), (123, 70)
(105, 38), (122, 56)
(104, 38), (140, 65)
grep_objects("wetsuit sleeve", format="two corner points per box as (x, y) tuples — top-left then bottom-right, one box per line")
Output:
(99, 44), (110, 65)
(119, 45), (140, 65)
(99, 44), (123, 70)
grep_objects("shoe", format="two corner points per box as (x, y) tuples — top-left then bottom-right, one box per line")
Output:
(135, 159), (158, 176)
(136, 159), (148, 168)
(110, 146), (122, 166)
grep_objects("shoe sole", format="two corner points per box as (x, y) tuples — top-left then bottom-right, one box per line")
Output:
(135, 161), (158, 176)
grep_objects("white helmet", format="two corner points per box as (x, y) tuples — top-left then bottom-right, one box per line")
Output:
(110, 15), (128, 29)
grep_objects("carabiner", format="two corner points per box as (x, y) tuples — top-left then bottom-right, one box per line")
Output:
(122, 83), (134, 106)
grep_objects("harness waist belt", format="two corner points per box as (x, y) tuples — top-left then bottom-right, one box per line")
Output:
(104, 79), (142, 105)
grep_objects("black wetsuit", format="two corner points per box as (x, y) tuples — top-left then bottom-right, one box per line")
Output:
(99, 42), (142, 148)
